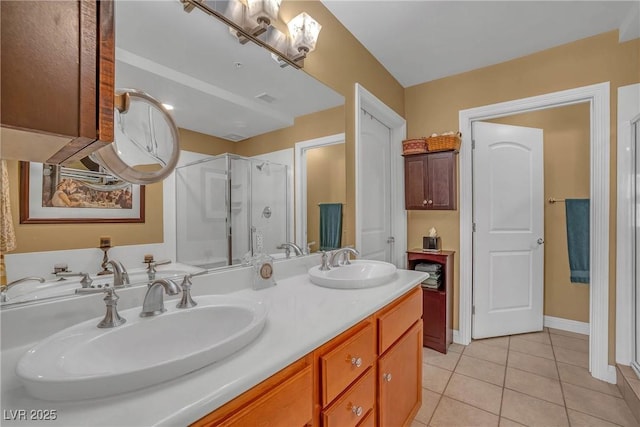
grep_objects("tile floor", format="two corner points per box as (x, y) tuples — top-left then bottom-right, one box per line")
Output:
(411, 328), (640, 427)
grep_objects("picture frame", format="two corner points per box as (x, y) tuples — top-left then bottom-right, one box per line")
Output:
(19, 161), (145, 224)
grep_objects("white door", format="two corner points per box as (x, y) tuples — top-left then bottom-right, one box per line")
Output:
(634, 117), (640, 369)
(359, 108), (392, 262)
(473, 121), (544, 339)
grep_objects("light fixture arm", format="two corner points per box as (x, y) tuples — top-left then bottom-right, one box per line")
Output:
(180, 0), (302, 69)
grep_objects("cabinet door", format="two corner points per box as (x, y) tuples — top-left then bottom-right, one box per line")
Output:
(378, 322), (422, 427)
(211, 366), (313, 427)
(1, 0), (114, 164)
(423, 290), (446, 348)
(427, 151), (457, 210)
(404, 155), (428, 209)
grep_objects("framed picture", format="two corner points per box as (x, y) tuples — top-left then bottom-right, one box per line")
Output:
(19, 161), (145, 224)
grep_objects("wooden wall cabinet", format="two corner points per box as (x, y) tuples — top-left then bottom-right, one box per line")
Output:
(407, 250), (455, 354)
(404, 151), (457, 210)
(192, 288), (423, 427)
(1, 0), (115, 164)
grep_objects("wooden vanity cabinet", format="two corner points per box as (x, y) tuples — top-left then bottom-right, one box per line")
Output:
(191, 287), (423, 427)
(0, 0), (115, 164)
(404, 151), (457, 210)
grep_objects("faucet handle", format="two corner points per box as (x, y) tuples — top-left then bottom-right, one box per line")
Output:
(305, 241), (316, 255)
(319, 251), (331, 271)
(75, 287), (126, 328)
(176, 274), (198, 309)
(57, 272), (93, 288)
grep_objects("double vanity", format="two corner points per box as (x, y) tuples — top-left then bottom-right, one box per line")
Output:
(1, 254), (427, 426)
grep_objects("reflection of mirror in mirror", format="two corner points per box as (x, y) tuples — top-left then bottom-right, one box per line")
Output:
(4, 0), (344, 308)
(90, 90), (181, 185)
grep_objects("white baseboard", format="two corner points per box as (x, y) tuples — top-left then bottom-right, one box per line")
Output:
(453, 329), (466, 345)
(605, 365), (618, 384)
(544, 315), (590, 335)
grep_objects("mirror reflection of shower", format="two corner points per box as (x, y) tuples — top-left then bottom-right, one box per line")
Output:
(176, 153), (289, 269)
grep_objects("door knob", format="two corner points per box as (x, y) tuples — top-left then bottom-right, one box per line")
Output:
(537, 238), (544, 245)
(387, 236), (395, 244)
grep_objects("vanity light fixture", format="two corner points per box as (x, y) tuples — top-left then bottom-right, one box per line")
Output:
(287, 12), (322, 62)
(181, 0), (321, 69)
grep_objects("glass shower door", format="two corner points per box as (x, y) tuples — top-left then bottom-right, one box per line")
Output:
(250, 160), (289, 257)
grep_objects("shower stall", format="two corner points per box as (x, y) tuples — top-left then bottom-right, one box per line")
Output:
(175, 153), (289, 269)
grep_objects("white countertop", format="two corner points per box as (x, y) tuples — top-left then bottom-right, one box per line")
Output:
(1, 264), (426, 427)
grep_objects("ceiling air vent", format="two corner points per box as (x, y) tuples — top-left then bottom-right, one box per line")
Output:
(255, 92), (276, 103)
(222, 133), (246, 142)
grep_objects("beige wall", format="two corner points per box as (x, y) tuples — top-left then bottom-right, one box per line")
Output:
(489, 104), (591, 323)
(305, 144), (346, 251)
(405, 31), (639, 362)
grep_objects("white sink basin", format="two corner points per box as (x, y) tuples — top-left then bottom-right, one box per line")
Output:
(308, 260), (398, 289)
(16, 295), (267, 401)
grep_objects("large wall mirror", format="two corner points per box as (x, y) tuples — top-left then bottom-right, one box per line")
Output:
(3, 0), (344, 306)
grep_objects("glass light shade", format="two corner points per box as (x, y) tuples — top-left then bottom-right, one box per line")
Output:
(287, 12), (321, 53)
(246, 0), (281, 23)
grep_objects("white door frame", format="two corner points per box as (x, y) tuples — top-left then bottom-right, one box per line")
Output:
(355, 83), (407, 268)
(616, 83), (640, 366)
(294, 133), (345, 249)
(459, 82), (613, 383)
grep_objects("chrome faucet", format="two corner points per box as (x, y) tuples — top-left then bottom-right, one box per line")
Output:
(276, 242), (304, 259)
(329, 247), (360, 267)
(75, 287), (126, 328)
(1, 277), (45, 302)
(106, 260), (129, 288)
(55, 271), (93, 288)
(145, 259), (171, 281)
(140, 278), (181, 317)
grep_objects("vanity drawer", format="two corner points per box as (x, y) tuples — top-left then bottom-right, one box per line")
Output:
(377, 287), (422, 354)
(322, 368), (375, 427)
(321, 322), (375, 406)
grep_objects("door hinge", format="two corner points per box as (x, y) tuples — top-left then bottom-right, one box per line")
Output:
(472, 223), (476, 232)
(472, 305), (475, 315)
(472, 139), (476, 149)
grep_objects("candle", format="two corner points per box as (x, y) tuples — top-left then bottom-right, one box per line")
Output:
(99, 236), (112, 248)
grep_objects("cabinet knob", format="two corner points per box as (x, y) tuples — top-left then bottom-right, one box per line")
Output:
(428, 199), (433, 205)
(422, 200), (428, 206)
(351, 356), (363, 368)
(383, 373), (392, 382)
(351, 405), (363, 417)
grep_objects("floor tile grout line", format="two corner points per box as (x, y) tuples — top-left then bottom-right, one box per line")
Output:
(549, 329), (573, 427)
(425, 346), (462, 426)
(565, 407), (626, 427)
(499, 335), (509, 420)
(437, 393), (503, 418)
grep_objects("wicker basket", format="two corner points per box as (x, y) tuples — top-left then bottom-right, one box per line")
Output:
(426, 134), (461, 152)
(402, 138), (427, 155)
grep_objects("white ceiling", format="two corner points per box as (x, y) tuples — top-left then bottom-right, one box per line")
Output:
(322, 1), (639, 88)
(115, 1), (343, 141)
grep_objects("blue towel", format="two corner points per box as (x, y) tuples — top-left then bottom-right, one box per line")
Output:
(565, 199), (590, 284)
(319, 203), (342, 251)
